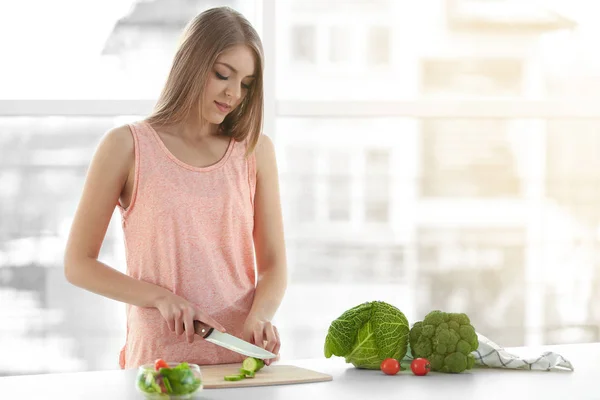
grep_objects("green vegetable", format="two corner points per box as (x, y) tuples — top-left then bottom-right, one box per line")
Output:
(323, 301), (410, 369)
(224, 374), (245, 381)
(159, 363), (201, 394)
(409, 310), (479, 373)
(223, 357), (265, 381)
(242, 357), (265, 372)
(162, 376), (173, 393)
(137, 362), (201, 396)
(137, 370), (163, 394)
(240, 368), (255, 378)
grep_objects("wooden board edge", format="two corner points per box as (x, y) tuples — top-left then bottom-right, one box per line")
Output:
(203, 375), (332, 389)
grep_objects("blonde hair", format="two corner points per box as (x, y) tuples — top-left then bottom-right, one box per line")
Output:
(147, 6), (264, 154)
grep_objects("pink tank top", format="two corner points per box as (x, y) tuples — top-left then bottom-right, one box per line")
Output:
(117, 121), (257, 369)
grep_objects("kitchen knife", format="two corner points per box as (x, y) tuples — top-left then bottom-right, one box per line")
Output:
(193, 320), (276, 360)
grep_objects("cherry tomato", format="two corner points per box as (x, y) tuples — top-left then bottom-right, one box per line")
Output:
(154, 358), (169, 371)
(410, 358), (431, 376)
(380, 358), (400, 375)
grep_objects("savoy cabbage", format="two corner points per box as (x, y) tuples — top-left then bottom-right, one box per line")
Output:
(324, 301), (410, 369)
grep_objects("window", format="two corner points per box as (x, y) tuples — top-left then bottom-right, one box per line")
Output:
(0, 0), (258, 99)
(328, 151), (352, 221)
(277, 1), (401, 101)
(421, 59), (523, 97)
(274, 0), (599, 362)
(365, 149), (390, 222)
(367, 26), (391, 65)
(546, 120), (600, 223)
(329, 26), (353, 64)
(420, 119), (522, 198)
(291, 25), (316, 63)
(285, 147), (317, 223)
(388, 249), (405, 283)
(418, 227), (526, 345)
(0, 116), (134, 375)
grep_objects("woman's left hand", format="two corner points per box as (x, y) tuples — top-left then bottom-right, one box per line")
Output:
(242, 316), (281, 366)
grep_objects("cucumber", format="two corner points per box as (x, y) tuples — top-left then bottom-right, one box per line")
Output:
(242, 357), (265, 372)
(240, 368), (255, 378)
(223, 357), (265, 381)
(224, 374), (245, 381)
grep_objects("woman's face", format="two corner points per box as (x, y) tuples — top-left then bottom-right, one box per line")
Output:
(202, 44), (256, 125)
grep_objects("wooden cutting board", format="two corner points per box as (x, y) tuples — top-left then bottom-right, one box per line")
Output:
(199, 363), (333, 389)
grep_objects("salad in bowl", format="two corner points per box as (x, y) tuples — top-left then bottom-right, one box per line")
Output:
(136, 359), (202, 399)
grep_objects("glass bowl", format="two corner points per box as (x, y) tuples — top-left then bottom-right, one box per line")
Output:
(136, 362), (203, 399)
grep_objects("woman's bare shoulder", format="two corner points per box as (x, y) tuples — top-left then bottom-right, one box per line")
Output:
(104, 124), (134, 149)
(88, 124), (136, 185)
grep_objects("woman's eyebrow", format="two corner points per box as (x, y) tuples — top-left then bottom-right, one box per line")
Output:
(215, 62), (255, 78)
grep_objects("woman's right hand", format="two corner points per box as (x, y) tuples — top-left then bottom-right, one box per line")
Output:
(155, 293), (226, 343)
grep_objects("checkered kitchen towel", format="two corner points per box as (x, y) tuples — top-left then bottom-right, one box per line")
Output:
(473, 332), (574, 371)
(405, 332), (574, 371)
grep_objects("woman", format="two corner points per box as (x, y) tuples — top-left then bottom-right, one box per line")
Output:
(64, 6), (287, 369)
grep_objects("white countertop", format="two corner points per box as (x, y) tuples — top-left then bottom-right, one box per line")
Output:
(0, 343), (597, 400)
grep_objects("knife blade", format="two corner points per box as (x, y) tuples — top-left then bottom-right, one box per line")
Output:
(193, 320), (276, 360)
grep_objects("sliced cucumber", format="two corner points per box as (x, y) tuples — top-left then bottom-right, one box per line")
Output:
(240, 368), (255, 378)
(242, 357), (265, 372)
(223, 357), (266, 381)
(224, 374), (245, 381)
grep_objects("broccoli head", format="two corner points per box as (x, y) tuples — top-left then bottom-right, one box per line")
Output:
(409, 310), (479, 373)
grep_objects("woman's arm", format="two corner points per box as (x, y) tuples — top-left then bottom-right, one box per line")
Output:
(64, 125), (163, 305)
(64, 125), (224, 342)
(244, 134), (288, 362)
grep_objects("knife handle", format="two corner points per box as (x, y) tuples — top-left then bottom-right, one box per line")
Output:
(193, 320), (214, 339)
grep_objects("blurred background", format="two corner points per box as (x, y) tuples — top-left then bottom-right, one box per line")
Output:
(1, 0), (600, 376)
